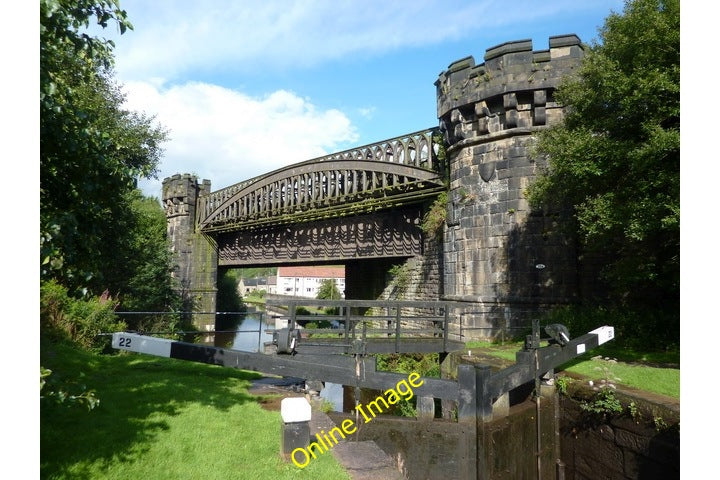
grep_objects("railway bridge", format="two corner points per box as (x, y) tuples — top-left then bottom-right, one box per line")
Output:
(163, 35), (587, 336)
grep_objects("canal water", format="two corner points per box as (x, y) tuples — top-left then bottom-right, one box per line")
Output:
(209, 310), (275, 352)
(202, 309), (345, 411)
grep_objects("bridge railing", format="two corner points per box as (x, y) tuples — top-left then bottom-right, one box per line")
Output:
(197, 128), (442, 230)
(307, 128), (441, 169)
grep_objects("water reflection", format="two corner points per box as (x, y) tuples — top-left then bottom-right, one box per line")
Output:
(320, 382), (344, 412)
(211, 311), (274, 352)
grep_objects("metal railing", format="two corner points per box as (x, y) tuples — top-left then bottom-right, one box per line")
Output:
(112, 302), (557, 353)
(112, 310), (270, 353)
(266, 298), (454, 354)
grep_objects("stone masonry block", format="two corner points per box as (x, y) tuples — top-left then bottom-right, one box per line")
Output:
(490, 203), (506, 215)
(438, 35), (583, 313)
(497, 168), (512, 180)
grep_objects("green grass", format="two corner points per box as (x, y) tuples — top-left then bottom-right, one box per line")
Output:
(243, 292), (267, 305)
(465, 340), (519, 362)
(41, 342), (350, 480)
(465, 340), (679, 399)
(560, 357), (679, 398)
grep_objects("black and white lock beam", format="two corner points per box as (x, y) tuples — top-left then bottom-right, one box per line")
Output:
(487, 325), (615, 399)
(111, 325), (614, 404)
(110, 332), (461, 401)
(112, 332), (173, 356)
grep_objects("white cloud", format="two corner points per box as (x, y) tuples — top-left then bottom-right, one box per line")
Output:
(125, 81), (358, 197)
(111, 0), (618, 82)
(357, 107), (377, 120)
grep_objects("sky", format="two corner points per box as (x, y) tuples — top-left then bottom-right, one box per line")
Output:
(93, 0), (627, 198)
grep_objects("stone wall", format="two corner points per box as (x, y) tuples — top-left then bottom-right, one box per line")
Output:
(559, 395), (680, 479)
(370, 224), (443, 303)
(354, 211), (445, 328)
(162, 174), (218, 329)
(328, 396), (557, 480)
(436, 35), (585, 336)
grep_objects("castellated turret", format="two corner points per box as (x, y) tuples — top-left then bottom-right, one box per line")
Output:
(162, 174), (211, 246)
(436, 34), (584, 139)
(162, 174), (216, 326)
(436, 35), (584, 329)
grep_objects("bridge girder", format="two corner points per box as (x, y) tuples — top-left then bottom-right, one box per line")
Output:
(198, 129), (444, 233)
(216, 206), (426, 267)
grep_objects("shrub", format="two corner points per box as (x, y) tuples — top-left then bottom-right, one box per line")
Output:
(41, 280), (126, 352)
(375, 353), (440, 417)
(539, 304), (678, 351)
(41, 366), (99, 411)
(376, 353), (440, 378)
(580, 387), (623, 419)
(421, 191), (447, 237)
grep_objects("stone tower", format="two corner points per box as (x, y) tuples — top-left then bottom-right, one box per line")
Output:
(436, 35), (584, 333)
(162, 174), (217, 329)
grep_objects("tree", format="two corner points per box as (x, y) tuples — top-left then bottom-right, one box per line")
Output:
(317, 279), (341, 300)
(41, 0), (167, 294)
(528, 0), (679, 310)
(216, 269), (244, 313)
(317, 278), (341, 317)
(108, 190), (183, 313)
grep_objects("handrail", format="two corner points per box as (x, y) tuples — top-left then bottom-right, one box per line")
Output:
(266, 298), (453, 354)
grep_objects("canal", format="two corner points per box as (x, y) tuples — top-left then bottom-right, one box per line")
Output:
(207, 307), (345, 411)
(209, 308), (275, 352)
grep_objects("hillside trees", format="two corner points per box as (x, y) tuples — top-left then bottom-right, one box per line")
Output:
(528, 0), (679, 319)
(41, 0), (168, 295)
(106, 191), (183, 313)
(41, 1), (183, 330)
(216, 269), (245, 313)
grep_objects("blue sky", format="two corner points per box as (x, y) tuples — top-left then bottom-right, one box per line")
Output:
(98, 0), (625, 197)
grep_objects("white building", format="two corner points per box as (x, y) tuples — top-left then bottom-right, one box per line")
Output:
(276, 265), (345, 298)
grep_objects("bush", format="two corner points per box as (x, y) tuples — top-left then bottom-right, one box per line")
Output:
(540, 304), (678, 351)
(376, 353), (440, 378)
(421, 191), (448, 236)
(580, 387), (623, 419)
(216, 269), (245, 313)
(375, 353), (440, 417)
(41, 366), (99, 411)
(303, 320), (334, 330)
(41, 280), (126, 352)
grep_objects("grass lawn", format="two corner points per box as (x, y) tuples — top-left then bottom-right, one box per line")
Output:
(243, 292), (267, 305)
(40, 342), (350, 480)
(465, 340), (679, 399)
